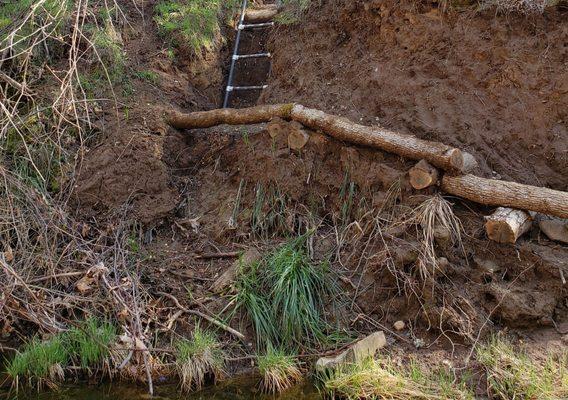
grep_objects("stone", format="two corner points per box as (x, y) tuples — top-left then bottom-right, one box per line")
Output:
(433, 225), (452, 247)
(315, 331), (387, 371)
(209, 248), (261, 293)
(287, 121), (310, 150)
(393, 320), (405, 331)
(539, 218), (568, 244)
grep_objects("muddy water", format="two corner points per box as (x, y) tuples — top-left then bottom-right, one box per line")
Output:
(5, 377), (321, 400)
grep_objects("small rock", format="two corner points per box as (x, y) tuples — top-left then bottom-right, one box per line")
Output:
(436, 257), (450, 274)
(538, 218), (568, 244)
(315, 331), (387, 371)
(209, 248), (261, 293)
(474, 257), (501, 274)
(393, 320), (405, 331)
(433, 225), (451, 247)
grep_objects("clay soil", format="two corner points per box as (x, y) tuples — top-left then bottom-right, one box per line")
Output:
(67, 0), (567, 390)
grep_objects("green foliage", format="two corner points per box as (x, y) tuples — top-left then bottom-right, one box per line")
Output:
(234, 234), (338, 350)
(6, 335), (69, 385)
(175, 326), (225, 391)
(477, 336), (568, 400)
(135, 70), (159, 83)
(66, 318), (116, 368)
(6, 318), (117, 387)
(154, 0), (239, 56)
(258, 345), (302, 393)
(321, 357), (475, 400)
(0, 0), (72, 55)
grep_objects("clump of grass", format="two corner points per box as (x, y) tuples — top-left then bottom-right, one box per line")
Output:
(250, 182), (288, 238)
(477, 335), (568, 400)
(321, 357), (474, 400)
(175, 327), (225, 392)
(154, 0), (239, 56)
(275, 0), (311, 25)
(6, 334), (69, 390)
(134, 70), (159, 84)
(479, 0), (559, 14)
(66, 318), (116, 369)
(258, 346), (302, 394)
(233, 234), (337, 349)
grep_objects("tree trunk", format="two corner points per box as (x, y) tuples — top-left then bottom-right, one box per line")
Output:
(441, 174), (568, 219)
(409, 159), (439, 189)
(166, 104), (294, 129)
(290, 105), (465, 172)
(485, 207), (532, 244)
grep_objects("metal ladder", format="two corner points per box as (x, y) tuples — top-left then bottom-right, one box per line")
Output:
(223, 0), (274, 108)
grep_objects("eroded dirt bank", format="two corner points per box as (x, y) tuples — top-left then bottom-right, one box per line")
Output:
(263, 0), (568, 190)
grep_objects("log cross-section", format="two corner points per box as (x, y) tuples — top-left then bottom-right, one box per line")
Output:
(485, 207), (532, 244)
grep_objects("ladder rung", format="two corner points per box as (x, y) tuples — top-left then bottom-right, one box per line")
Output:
(233, 52), (271, 60)
(226, 85), (268, 92)
(238, 22), (274, 30)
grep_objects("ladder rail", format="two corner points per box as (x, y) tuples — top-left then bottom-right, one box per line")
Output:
(223, 0), (249, 108)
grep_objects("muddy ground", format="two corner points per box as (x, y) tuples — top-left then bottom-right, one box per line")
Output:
(67, 0), (567, 389)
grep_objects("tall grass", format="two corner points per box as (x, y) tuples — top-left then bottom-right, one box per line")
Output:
(477, 336), (568, 400)
(175, 326), (225, 392)
(5, 318), (117, 389)
(233, 234), (338, 350)
(321, 357), (474, 400)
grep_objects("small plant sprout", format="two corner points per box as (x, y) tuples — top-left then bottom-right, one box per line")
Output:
(258, 346), (302, 394)
(175, 326), (225, 392)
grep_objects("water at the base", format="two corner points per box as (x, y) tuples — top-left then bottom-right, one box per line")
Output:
(2, 376), (322, 400)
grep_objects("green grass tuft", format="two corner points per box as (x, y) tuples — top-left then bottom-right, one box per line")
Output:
(66, 318), (116, 368)
(477, 335), (568, 400)
(275, 0), (311, 25)
(234, 234), (338, 350)
(258, 346), (302, 393)
(6, 334), (69, 388)
(175, 326), (225, 392)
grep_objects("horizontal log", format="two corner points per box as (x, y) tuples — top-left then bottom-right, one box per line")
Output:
(441, 174), (568, 219)
(166, 104), (294, 129)
(290, 105), (465, 172)
(244, 8), (278, 22)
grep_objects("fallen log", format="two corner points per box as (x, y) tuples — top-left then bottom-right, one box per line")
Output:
(244, 7), (278, 22)
(166, 104), (468, 172)
(441, 174), (568, 219)
(290, 105), (465, 172)
(409, 159), (439, 189)
(485, 207), (532, 244)
(166, 104), (294, 129)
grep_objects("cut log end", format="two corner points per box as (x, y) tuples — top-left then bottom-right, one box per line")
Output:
(409, 159), (439, 190)
(288, 122), (310, 150)
(485, 207), (532, 244)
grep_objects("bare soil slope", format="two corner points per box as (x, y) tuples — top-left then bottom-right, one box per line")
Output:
(263, 0), (568, 190)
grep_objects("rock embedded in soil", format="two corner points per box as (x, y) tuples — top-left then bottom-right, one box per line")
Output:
(393, 320), (405, 331)
(538, 217), (568, 244)
(315, 331), (387, 371)
(209, 248), (261, 293)
(287, 121), (310, 150)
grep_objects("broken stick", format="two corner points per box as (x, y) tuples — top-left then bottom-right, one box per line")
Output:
(441, 174), (568, 219)
(485, 207), (532, 244)
(409, 159), (439, 189)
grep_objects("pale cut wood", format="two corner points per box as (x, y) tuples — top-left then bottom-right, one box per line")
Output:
(166, 104), (294, 129)
(288, 121), (310, 150)
(485, 207), (532, 243)
(267, 117), (287, 139)
(244, 8), (278, 22)
(409, 159), (439, 189)
(441, 174), (568, 219)
(290, 105), (465, 172)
